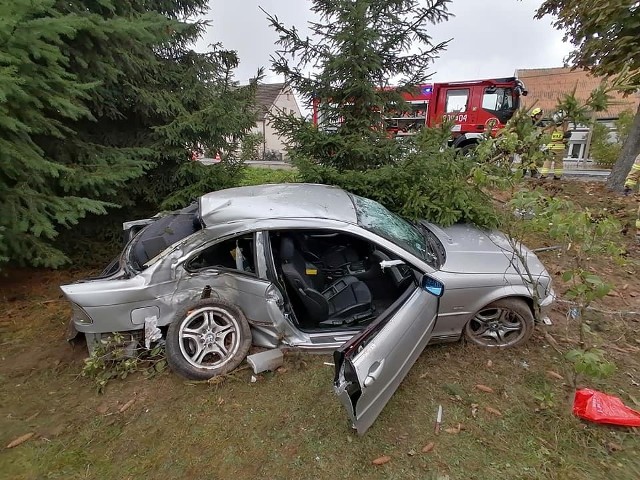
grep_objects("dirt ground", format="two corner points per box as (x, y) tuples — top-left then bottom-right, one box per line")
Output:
(0, 180), (639, 479)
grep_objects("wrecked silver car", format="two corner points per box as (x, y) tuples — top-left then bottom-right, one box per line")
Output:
(61, 183), (553, 433)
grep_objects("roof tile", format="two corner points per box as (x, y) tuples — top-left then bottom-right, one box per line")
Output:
(255, 83), (286, 120)
(516, 67), (639, 119)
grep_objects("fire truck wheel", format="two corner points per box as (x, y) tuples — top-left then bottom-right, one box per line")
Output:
(459, 144), (477, 156)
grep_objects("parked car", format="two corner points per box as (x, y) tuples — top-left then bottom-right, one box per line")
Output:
(61, 183), (554, 433)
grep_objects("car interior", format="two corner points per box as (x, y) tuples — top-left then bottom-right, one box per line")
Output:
(128, 203), (202, 271)
(187, 235), (255, 274)
(269, 230), (416, 331)
(96, 203), (203, 279)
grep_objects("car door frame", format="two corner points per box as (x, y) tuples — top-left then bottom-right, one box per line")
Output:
(171, 231), (282, 328)
(333, 273), (443, 434)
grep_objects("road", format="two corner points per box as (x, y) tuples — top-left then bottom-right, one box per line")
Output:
(200, 158), (294, 169)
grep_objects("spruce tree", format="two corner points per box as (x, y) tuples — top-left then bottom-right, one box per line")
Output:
(1, 0), (110, 267)
(0, 0), (257, 268)
(264, 0), (451, 170)
(264, 1), (498, 229)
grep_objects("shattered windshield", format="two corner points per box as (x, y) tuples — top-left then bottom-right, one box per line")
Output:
(351, 194), (429, 263)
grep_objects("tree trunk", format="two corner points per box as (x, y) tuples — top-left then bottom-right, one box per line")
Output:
(582, 113), (597, 163)
(607, 103), (640, 190)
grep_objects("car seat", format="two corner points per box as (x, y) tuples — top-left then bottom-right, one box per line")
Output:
(280, 237), (374, 326)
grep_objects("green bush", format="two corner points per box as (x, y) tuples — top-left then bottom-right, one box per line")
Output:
(240, 133), (264, 161)
(590, 110), (634, 167)
(296, 126), (499, 228)
(238, 167), (299, 186)
(159, 160), (244, 210)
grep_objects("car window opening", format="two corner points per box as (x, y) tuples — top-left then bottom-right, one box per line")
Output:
(268, 229), (415, 332)
(187, 234), (256, 274)
(129, 203), (202, 271)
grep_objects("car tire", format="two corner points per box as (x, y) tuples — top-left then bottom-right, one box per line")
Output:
(166, 299), (252, 380)
(464, 298), (534, 348)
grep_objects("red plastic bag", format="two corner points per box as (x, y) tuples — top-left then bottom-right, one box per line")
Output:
(573, 388), (640, 427)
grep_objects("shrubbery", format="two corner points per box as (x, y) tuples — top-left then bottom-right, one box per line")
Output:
(240, 133), (265, 161)
(295, 125), (499, 228)
(590, 110), (634, 167)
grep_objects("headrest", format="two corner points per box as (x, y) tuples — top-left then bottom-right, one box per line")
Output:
(280, 237), (295, 261)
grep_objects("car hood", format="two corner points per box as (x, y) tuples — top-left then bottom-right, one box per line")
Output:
(422, 222), (548, 277)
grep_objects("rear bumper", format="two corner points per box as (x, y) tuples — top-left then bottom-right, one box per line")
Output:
(66, 320), (144, 356)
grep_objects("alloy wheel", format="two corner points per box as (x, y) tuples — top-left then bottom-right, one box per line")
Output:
(178, 306), (241, 370)
(465, 306), (528, 347)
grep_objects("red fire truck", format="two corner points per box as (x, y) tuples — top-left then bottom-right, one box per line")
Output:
(312, 77), (528, 152)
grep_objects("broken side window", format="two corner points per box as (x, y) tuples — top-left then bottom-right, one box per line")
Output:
(187, 234), (256, 274)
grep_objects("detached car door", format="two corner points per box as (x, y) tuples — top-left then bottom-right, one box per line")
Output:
(333, 274), (444, 434)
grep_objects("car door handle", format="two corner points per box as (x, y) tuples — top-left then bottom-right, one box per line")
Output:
(475, 124), (484, 131)
(364, 360), (384, 387)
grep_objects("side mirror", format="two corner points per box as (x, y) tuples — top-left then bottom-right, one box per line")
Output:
(379, 259), (405, 270)
(422, 275), (445, 297)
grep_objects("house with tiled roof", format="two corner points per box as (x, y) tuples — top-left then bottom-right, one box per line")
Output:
(516, 67), (638, 119)
(516, 67), (640, 162)
(252, 83), (301, 160)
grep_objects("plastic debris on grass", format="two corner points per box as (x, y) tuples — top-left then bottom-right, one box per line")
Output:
(573, 388), (640, 427)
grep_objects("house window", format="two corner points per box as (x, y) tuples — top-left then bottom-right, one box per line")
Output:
(569, 143), (583, 159)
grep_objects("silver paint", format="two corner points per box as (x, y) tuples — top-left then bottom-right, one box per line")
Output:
(60, 183), (555, 433)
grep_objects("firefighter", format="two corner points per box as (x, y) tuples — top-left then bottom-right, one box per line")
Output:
(522, 108), (544, 177)
(531, 107), (544, 126)
(623, 152), (640, 242)
(539, 113), (569, 180)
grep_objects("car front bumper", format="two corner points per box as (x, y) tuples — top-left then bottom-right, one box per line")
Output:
(539, 288), (555, 308)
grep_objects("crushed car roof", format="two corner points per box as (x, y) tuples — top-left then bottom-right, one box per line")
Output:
(198, 183), (358, 226)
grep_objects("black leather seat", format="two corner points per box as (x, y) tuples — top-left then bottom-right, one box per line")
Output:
(294, 234), (361, 276)
(321, 245), (361, 274)
(280, 237), (374, 326)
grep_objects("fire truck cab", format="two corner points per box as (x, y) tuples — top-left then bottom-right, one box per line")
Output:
(313, 77), (527, 152)
(385, 77), (527, 151)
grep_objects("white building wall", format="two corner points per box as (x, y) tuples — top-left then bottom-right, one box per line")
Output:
(566, 120), (616, 164)
(263, 87), (301, 159)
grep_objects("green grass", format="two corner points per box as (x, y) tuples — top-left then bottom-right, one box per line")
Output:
(238, 166), (299, 186)
(2, 336), (639, 480)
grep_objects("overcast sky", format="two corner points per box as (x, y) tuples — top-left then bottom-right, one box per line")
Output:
(196, 0), (572, 85)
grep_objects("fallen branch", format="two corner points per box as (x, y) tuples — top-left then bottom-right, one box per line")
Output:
(183, 365), (252, 386)
(555, 299), (639, 318)
(543, 332), (564, 355)
(531, 245), (562, 253)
